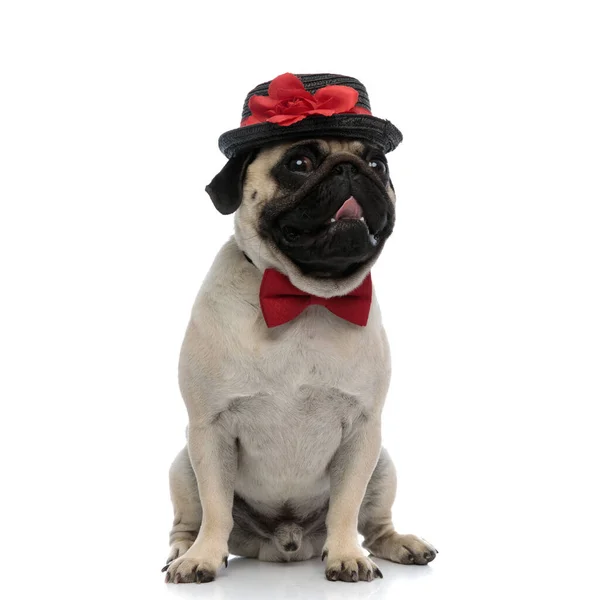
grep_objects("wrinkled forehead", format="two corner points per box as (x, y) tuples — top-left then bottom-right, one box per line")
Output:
(247, 139), (367, 177)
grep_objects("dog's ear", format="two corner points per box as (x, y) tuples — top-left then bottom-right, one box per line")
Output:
(205, 151), (256, 215)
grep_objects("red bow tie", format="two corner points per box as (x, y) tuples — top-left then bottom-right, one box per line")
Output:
(259, 268), (372, 328)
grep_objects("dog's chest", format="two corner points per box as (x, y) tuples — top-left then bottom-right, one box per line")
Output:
(236, 307), (379, 399)
(228, 313), (368, 438)
(216, 309), (384, 500)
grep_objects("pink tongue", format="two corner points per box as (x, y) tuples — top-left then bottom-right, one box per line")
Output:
(335, 196), (363, 220)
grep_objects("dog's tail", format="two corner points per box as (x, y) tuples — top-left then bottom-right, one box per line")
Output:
(273, 522), (303, 554)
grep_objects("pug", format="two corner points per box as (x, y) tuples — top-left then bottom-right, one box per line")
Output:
(162, 137), (437, 584)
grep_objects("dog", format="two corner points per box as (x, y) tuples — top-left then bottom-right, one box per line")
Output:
(163, 135), (437, 584)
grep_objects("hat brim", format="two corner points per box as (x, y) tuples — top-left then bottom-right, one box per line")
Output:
(218, 114), (403, 159)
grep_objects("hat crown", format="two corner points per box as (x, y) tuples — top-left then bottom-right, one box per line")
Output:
(240, 73), (372, 121)
(217, 71), (402, 158)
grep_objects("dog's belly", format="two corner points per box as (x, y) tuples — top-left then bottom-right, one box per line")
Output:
(229, 385), (361, 511)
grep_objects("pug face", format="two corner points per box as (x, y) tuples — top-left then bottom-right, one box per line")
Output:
(206, 139), (396, 296)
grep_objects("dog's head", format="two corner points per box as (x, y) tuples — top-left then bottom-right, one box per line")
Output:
(206, 138), (396, 296)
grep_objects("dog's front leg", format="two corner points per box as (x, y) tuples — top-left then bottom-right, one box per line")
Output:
(165, 422), (236, 584)
(323, 417), (384, 582)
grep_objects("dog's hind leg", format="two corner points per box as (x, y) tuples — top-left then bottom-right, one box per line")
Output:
(358, 447), (438, 566)
(164, 446), (202, 568)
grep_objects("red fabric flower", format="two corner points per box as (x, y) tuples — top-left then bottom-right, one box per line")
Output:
(241, 73), (371, 127)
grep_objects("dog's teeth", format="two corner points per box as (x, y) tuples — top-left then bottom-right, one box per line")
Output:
(330, 218), (336, 223)
(359, 217), (365, 222)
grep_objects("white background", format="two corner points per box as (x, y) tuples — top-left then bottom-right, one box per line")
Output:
(1, 1), (599, 599)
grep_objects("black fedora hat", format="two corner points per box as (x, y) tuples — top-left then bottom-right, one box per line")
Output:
(218, 73), (403, 159)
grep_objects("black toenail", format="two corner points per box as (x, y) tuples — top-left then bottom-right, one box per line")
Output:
(403, 545), (416, 563)
(196, 570), (215, 583)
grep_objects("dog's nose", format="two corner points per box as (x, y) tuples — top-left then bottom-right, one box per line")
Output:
(333, 162), (358, 177)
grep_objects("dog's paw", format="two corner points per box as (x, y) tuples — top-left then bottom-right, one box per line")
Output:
(164, 551), (228, 584)
(367, 532), (437, 565)
(322, 545), (383, 582)
(162, 540), (193, 570)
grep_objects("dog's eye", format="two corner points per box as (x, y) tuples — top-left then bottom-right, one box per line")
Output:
(368, 159), (387, 175)
(287, 156), (314, 173)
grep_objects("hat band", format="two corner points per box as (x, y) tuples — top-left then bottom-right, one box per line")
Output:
(240, 72), (371, 128)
